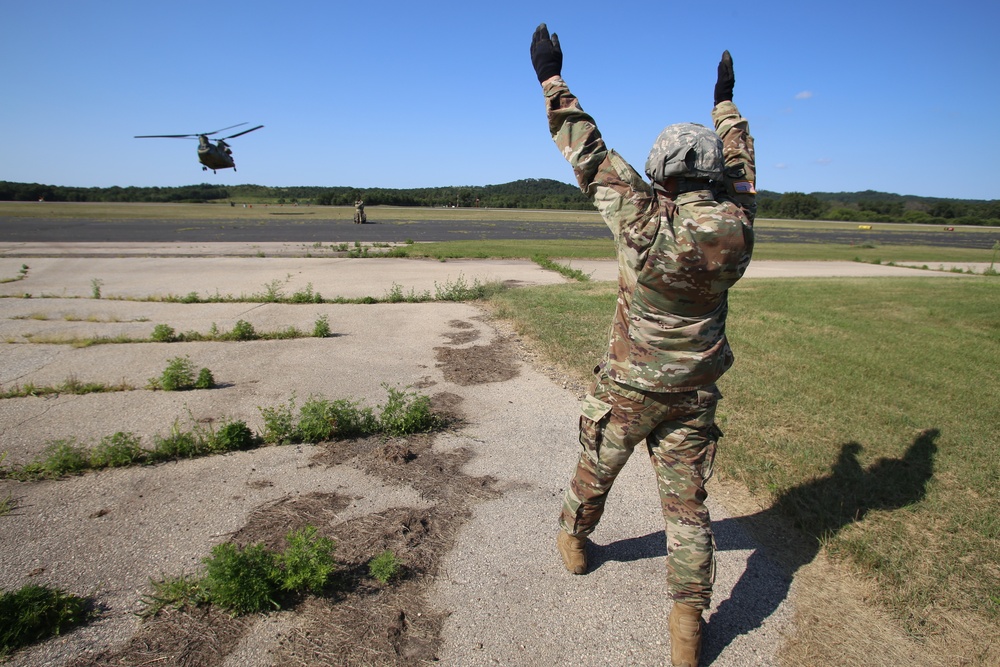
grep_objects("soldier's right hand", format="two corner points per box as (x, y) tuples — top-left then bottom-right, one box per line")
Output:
(714, 50), (735, 105)
(530, 23), (562, 84)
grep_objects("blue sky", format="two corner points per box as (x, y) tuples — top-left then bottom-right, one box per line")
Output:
(2, 0), (996, 200)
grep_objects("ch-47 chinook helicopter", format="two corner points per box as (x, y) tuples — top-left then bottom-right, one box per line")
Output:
(134, 123), (264, 173)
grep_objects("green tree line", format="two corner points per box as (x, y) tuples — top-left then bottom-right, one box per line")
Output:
(757, 190), (1000, 226)
(2, 180), (997, 225)
(0, 179), (593, 210)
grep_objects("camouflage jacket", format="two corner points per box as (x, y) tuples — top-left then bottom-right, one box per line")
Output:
(543, 77), (756, 392)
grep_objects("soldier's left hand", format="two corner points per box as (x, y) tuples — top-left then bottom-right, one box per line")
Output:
(531, 23), (562, 83)
(714, 50), (735, 105)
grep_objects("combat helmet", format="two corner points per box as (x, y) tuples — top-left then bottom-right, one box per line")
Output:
(644, 123), (723, 184)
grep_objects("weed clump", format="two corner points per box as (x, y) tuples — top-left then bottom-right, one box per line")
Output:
(313, 314), (331, 338)
(202, 542), (280, 615)
(89, 432), (143, 468)
(277, 526), (337, 594)
(147, 356), (215, 391)
(210, 419), (258, 452)
(150, 324), (176, 342)
(227, 320), (258, 341)
(368, 550), (402, 584)
(378, 384), (438, 436)
(23, 439), (89, 477)
(145, 526), (337, 617)
(257, 386), (436, 445)
(195, 367), (215, 389)
(0, 585), (90, 657)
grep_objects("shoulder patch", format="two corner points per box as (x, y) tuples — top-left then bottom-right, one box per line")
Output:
(734, 181), (756, 194)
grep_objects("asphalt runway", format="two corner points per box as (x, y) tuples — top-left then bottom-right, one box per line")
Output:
(0, 214), (996, 247)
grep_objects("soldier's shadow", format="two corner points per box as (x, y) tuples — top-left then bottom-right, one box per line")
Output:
(588, 428), (939, 665)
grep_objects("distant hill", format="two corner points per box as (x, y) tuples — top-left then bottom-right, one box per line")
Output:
(1, 180), (996, 225)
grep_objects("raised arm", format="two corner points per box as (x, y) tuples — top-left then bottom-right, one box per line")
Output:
(711, 50), (757, 224)
(530, 24), (651, 239)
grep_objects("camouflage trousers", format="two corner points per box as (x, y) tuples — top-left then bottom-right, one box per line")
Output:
(559, 371), (721, 609)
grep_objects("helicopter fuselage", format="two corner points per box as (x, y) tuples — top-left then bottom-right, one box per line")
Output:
(197, 136), (236, 171)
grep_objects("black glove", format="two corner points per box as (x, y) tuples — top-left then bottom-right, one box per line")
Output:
(530, 23), (562, 83)
(714, 50), (735, 105)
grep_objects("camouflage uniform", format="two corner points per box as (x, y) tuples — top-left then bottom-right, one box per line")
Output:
(544, 76), (756, 609)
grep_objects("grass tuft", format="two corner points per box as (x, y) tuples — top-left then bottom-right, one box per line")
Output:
(0, 585), (89, 657)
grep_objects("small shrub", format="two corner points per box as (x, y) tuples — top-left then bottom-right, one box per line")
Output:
(325, 398), (377, 439)
(260, 279), (284, 302)
(90, 432), (143, 468)
(313, 315), (331, 338)
(368, 550), (402, 584)
(277, 526), (336, 593)
(36, 439), (89, 477)
(202, 542), (279, 615)
(228, 320), (257, 341)
(150, 324), (176, 343)
(295, 397), (338, 443)
(90, 278), (103, 299)
(149, 422), (202, 461)
(259, 398), (298, 445)
(0, 585), (89, 656)
(195, 368), (215, 389)
(210, 420), (258, 453)
(379, 385), (439, 436)
(290, 283), (322, 303)
(153, 356), (197, 391)
(385, 283), (405, 303)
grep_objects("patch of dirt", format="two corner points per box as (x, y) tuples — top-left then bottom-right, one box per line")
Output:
(433, 336), (519, 386)
(477, 305), (591, 397)
(71, 607), (252, 667)
(72, 408), (500, 666)
(428, 391), (464, 423)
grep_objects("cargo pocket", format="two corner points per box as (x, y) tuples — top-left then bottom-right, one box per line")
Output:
(579, 394), (612, 462)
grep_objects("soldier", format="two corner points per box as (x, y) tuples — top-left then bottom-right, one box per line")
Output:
(530, 24), (756, 667)
(354, 197), (366, 224)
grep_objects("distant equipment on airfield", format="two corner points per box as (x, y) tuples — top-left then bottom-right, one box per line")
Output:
(134, 123), (264, 173)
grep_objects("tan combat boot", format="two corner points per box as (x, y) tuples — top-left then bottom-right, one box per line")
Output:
(556, 529), (587, 574)
(668, 602), (703, 667)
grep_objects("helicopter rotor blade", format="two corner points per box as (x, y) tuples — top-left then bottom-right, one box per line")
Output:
(203, 122), (248, 137)
(221, 124), (264, 140)
(134, 133), (200, 139)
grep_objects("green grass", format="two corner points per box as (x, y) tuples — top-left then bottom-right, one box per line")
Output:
(0, 585), (90, 657)
(751, 241), (997, 263)
(487, 277), (1000, 634)
(0, 376), (134, 399)
(398, 238), (614, 260)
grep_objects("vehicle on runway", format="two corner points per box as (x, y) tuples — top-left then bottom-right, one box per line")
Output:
(134, 123), (263, 173)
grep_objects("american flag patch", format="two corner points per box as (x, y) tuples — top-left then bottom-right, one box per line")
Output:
(734, 181), (756, 194)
